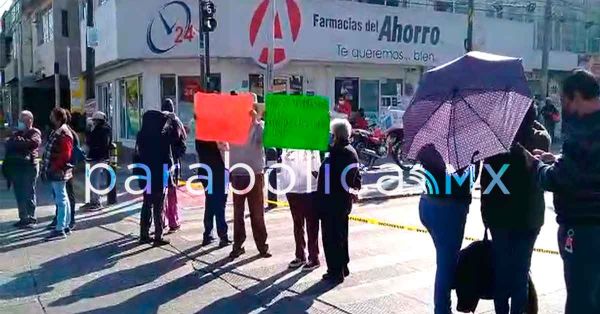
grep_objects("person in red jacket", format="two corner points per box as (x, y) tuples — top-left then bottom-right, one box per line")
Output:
(335, 96), (352, 117)
(41, 108), (73, 240)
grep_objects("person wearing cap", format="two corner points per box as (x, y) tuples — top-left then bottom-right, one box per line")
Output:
(228, 93), (271, 259)
(81, 111), (112, 211)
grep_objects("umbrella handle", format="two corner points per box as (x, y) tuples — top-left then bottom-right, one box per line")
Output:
(471, 150), (480, 164)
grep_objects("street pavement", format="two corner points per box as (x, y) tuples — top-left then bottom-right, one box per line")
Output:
(0, 174), (567, 313)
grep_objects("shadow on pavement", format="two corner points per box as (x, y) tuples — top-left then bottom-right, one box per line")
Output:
(76, 254), (263, 314)
(0, 236), (142, 300)
(0, 202), (142, 254)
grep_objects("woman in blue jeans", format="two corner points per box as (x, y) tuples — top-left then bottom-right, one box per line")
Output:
(417, 144), (478, 314)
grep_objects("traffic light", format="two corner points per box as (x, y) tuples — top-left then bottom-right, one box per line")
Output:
(201, 0), (217, 32)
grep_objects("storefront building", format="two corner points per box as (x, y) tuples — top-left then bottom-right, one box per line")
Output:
(82, 0), (580, 147)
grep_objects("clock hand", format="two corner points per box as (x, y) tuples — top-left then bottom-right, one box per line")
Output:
(159, 11), (176, 35)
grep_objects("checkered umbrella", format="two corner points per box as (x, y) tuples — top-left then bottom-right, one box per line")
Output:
(402, 52), (533, 171)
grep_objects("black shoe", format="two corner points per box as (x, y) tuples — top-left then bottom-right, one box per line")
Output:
(322, 271), (344, 283)
(229, 247), (245, 259)
(22, 223), (36, 229)
(166, 226), (181, 235)
(259, 251), (273, 258)
(64, 228), (72, 235)
(218, 238), (232, 248)
(13, 221), (26, 228)
(45, 230), (67, 241)
(153, 238), (170, 247)
(201, 236), (215, 247)
(139, 236), (153, 244)
(344, 266), (350, 277)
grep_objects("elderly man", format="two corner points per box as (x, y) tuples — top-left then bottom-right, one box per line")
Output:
(5, 111), (42, 228)
(316, 118), (361, 284)
(228, 95), (271, 259)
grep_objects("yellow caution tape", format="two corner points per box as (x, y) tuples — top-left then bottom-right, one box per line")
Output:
(348, 215), (560, 255)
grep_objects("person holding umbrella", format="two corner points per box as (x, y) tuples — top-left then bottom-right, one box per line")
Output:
(402, 52), (535, 314)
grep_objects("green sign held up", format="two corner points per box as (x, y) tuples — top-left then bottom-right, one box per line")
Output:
(264, 94), (331, 151)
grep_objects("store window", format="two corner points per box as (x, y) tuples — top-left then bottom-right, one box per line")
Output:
(175, 74), (221, 138)
(119, 76), (143, 140)
(98, 82), (114, 134)
(381, 79), (403, 107)
(160, 75), (176, 103)
(249, 74), (264, 102)
(359, 80), (380, 122)
(335, 77), (359, 112)
(37, 6), (54, 45)
(248, 74), (303, 98)
(177, 76), (201, 138)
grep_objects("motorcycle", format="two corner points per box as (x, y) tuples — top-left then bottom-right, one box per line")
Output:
(351, 124), (388, 169)
(385, 126), (415, 170)
(351, 123), (416, 171)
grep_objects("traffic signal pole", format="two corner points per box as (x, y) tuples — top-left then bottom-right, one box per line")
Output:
(204, 30), (211, 91)
(465, 0), (474, 52)
(198, 0), (206, 91)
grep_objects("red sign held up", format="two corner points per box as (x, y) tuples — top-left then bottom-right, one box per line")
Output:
(194, 92), (254, 145)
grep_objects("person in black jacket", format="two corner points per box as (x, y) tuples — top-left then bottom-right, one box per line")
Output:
(316, 119), (361, 284)
(527, 70), (600, 314)
(481, 107), (550, 314)
(137, 110), (179, 246)
(81, 111), (112, 211)
(418, 143), (478, 314)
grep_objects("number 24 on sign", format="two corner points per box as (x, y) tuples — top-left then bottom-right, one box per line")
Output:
(174, 25), (196, 44)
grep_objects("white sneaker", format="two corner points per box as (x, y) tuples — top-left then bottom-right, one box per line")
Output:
(288, 258), (305, 269)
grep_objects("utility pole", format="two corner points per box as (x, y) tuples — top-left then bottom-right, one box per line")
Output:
(54, 62), (60, 107)
(465, 0), (474, 52)
(204, 30), (211, 91)
(199, 0), (216, 91)
(17, 4), (24, 118)
(198, 0), (206, 91)
(85, 0), (95, 103)
(541, 0), (552, 98)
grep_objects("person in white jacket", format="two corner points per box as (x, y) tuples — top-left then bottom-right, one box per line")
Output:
(281, 149), (321, 271)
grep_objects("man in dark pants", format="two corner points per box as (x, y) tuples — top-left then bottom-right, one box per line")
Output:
(136, 110), (181, 246)
(317, 119), (361, 284)
(525, 70), (600, 314)
(5, 110), (42, 228)
(196, 140), (230, 247)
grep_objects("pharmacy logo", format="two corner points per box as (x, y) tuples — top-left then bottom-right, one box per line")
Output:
(249, 0), (302, 68)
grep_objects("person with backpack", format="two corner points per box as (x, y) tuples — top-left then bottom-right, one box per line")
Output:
(161, 99), (187, 234)
(481, 107), (550, 314)
(80, 111), (112, 211)
(4, 110), (42, 228)
(42, 108), (74, 240)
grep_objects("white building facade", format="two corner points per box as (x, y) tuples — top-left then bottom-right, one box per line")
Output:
(81, 0), (581, 147)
